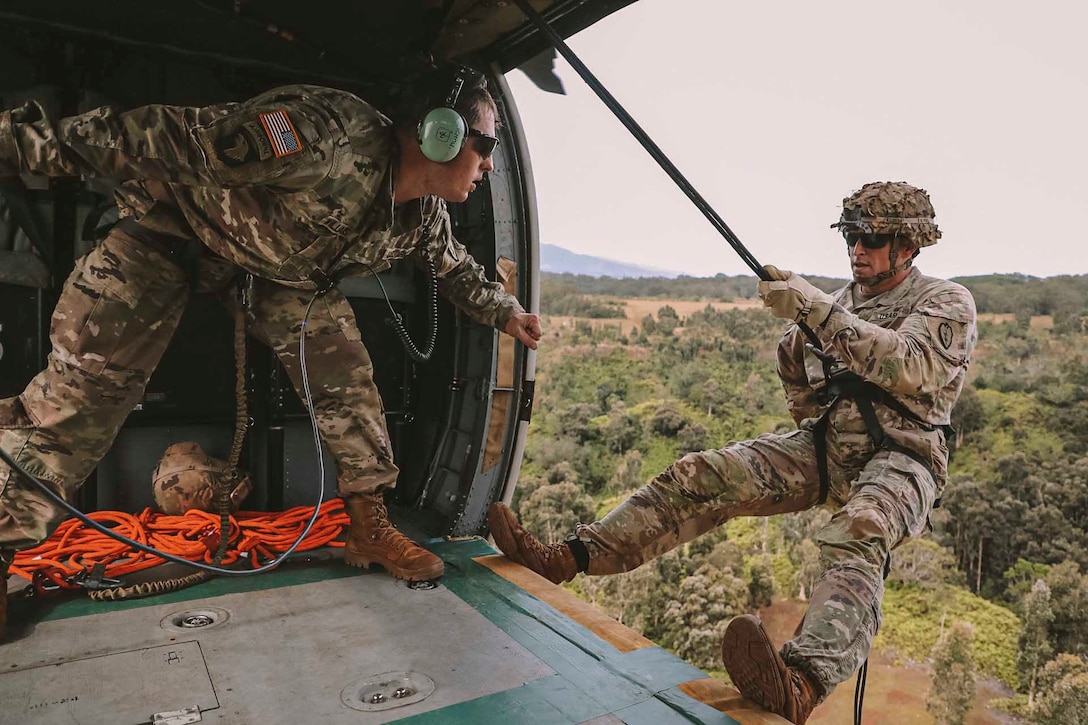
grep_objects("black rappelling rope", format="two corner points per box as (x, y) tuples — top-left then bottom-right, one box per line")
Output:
(855, 659), (869, 725)
(510, 0), (762, 276)
(508, 0), (825, 352)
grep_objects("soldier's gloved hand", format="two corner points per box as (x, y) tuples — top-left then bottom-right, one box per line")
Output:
(757, 265), (835, 326)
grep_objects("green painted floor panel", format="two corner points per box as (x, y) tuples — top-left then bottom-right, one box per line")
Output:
(397, 674), (598, 725)
(5, 537), (742, 724)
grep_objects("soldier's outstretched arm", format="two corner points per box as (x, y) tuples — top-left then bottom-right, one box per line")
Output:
(0, 97), (333, 190)
(815, 285), (977, 396)
(416, 198), (525, 331)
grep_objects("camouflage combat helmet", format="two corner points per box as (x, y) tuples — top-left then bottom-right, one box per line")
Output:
(151, 442), (251, 516)
(831, 181), (942, 247)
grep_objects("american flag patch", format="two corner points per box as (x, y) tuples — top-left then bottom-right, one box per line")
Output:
(259, 110), (302, 158)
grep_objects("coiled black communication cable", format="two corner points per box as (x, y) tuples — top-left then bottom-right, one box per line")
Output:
(366, 260), (438, 363)
(509, 0), (825, 352)
(0, 292), (330, 577)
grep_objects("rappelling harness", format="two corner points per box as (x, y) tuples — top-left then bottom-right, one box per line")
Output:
(806, 340), (949, 507)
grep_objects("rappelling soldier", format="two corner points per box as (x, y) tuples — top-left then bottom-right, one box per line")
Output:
(488, 181), (976, 724)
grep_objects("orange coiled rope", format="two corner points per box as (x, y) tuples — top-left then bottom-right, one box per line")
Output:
(10, 499), (349, 595)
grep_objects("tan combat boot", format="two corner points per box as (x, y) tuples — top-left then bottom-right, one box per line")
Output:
(486, 503), (578, 584)
(342, 494), (444, 581)
(721, 614), (821, 725)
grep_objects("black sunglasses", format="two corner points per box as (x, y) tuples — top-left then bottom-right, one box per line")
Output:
(843, 230), (896, 250)
(466, 128), (498, 158)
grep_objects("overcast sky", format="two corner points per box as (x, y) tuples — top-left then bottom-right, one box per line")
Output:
(503, 0), (1087, 280)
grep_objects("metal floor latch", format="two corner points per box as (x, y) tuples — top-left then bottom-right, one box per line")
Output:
(152, 706), (202, 724)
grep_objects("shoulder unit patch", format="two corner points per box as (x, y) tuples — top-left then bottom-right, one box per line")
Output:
(938, 321), (954, 349)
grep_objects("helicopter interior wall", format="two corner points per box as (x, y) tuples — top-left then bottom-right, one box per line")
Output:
(0, 285), (48, 400)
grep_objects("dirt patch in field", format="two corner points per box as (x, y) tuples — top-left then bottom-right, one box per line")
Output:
(620, 297), (761, 322)
(545, 297), (761, 337)
(977, 313), (1053, 328)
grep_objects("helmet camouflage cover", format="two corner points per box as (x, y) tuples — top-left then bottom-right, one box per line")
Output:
(831, 181), (942, 247)
(152, 442), (251, 516)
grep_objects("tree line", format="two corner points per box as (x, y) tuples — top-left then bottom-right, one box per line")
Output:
(542, 272), (1088, 323)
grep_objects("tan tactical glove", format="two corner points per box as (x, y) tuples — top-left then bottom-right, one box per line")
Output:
(757, 265), (835, 326)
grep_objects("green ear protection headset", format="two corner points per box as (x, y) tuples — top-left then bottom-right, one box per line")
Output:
(417, 67), (471, 163)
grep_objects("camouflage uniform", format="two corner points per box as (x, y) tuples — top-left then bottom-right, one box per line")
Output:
(574, 266), (977, 697)
(0, 85), (523, 550)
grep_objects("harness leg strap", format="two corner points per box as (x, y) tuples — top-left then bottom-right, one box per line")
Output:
(813, 413), (831, 505)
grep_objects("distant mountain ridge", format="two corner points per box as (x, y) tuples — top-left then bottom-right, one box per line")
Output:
(541, 244), (678, 279)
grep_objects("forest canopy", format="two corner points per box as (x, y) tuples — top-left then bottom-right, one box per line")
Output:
(522, 270), (1088, 720)
(542, 272), (1088, 322)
